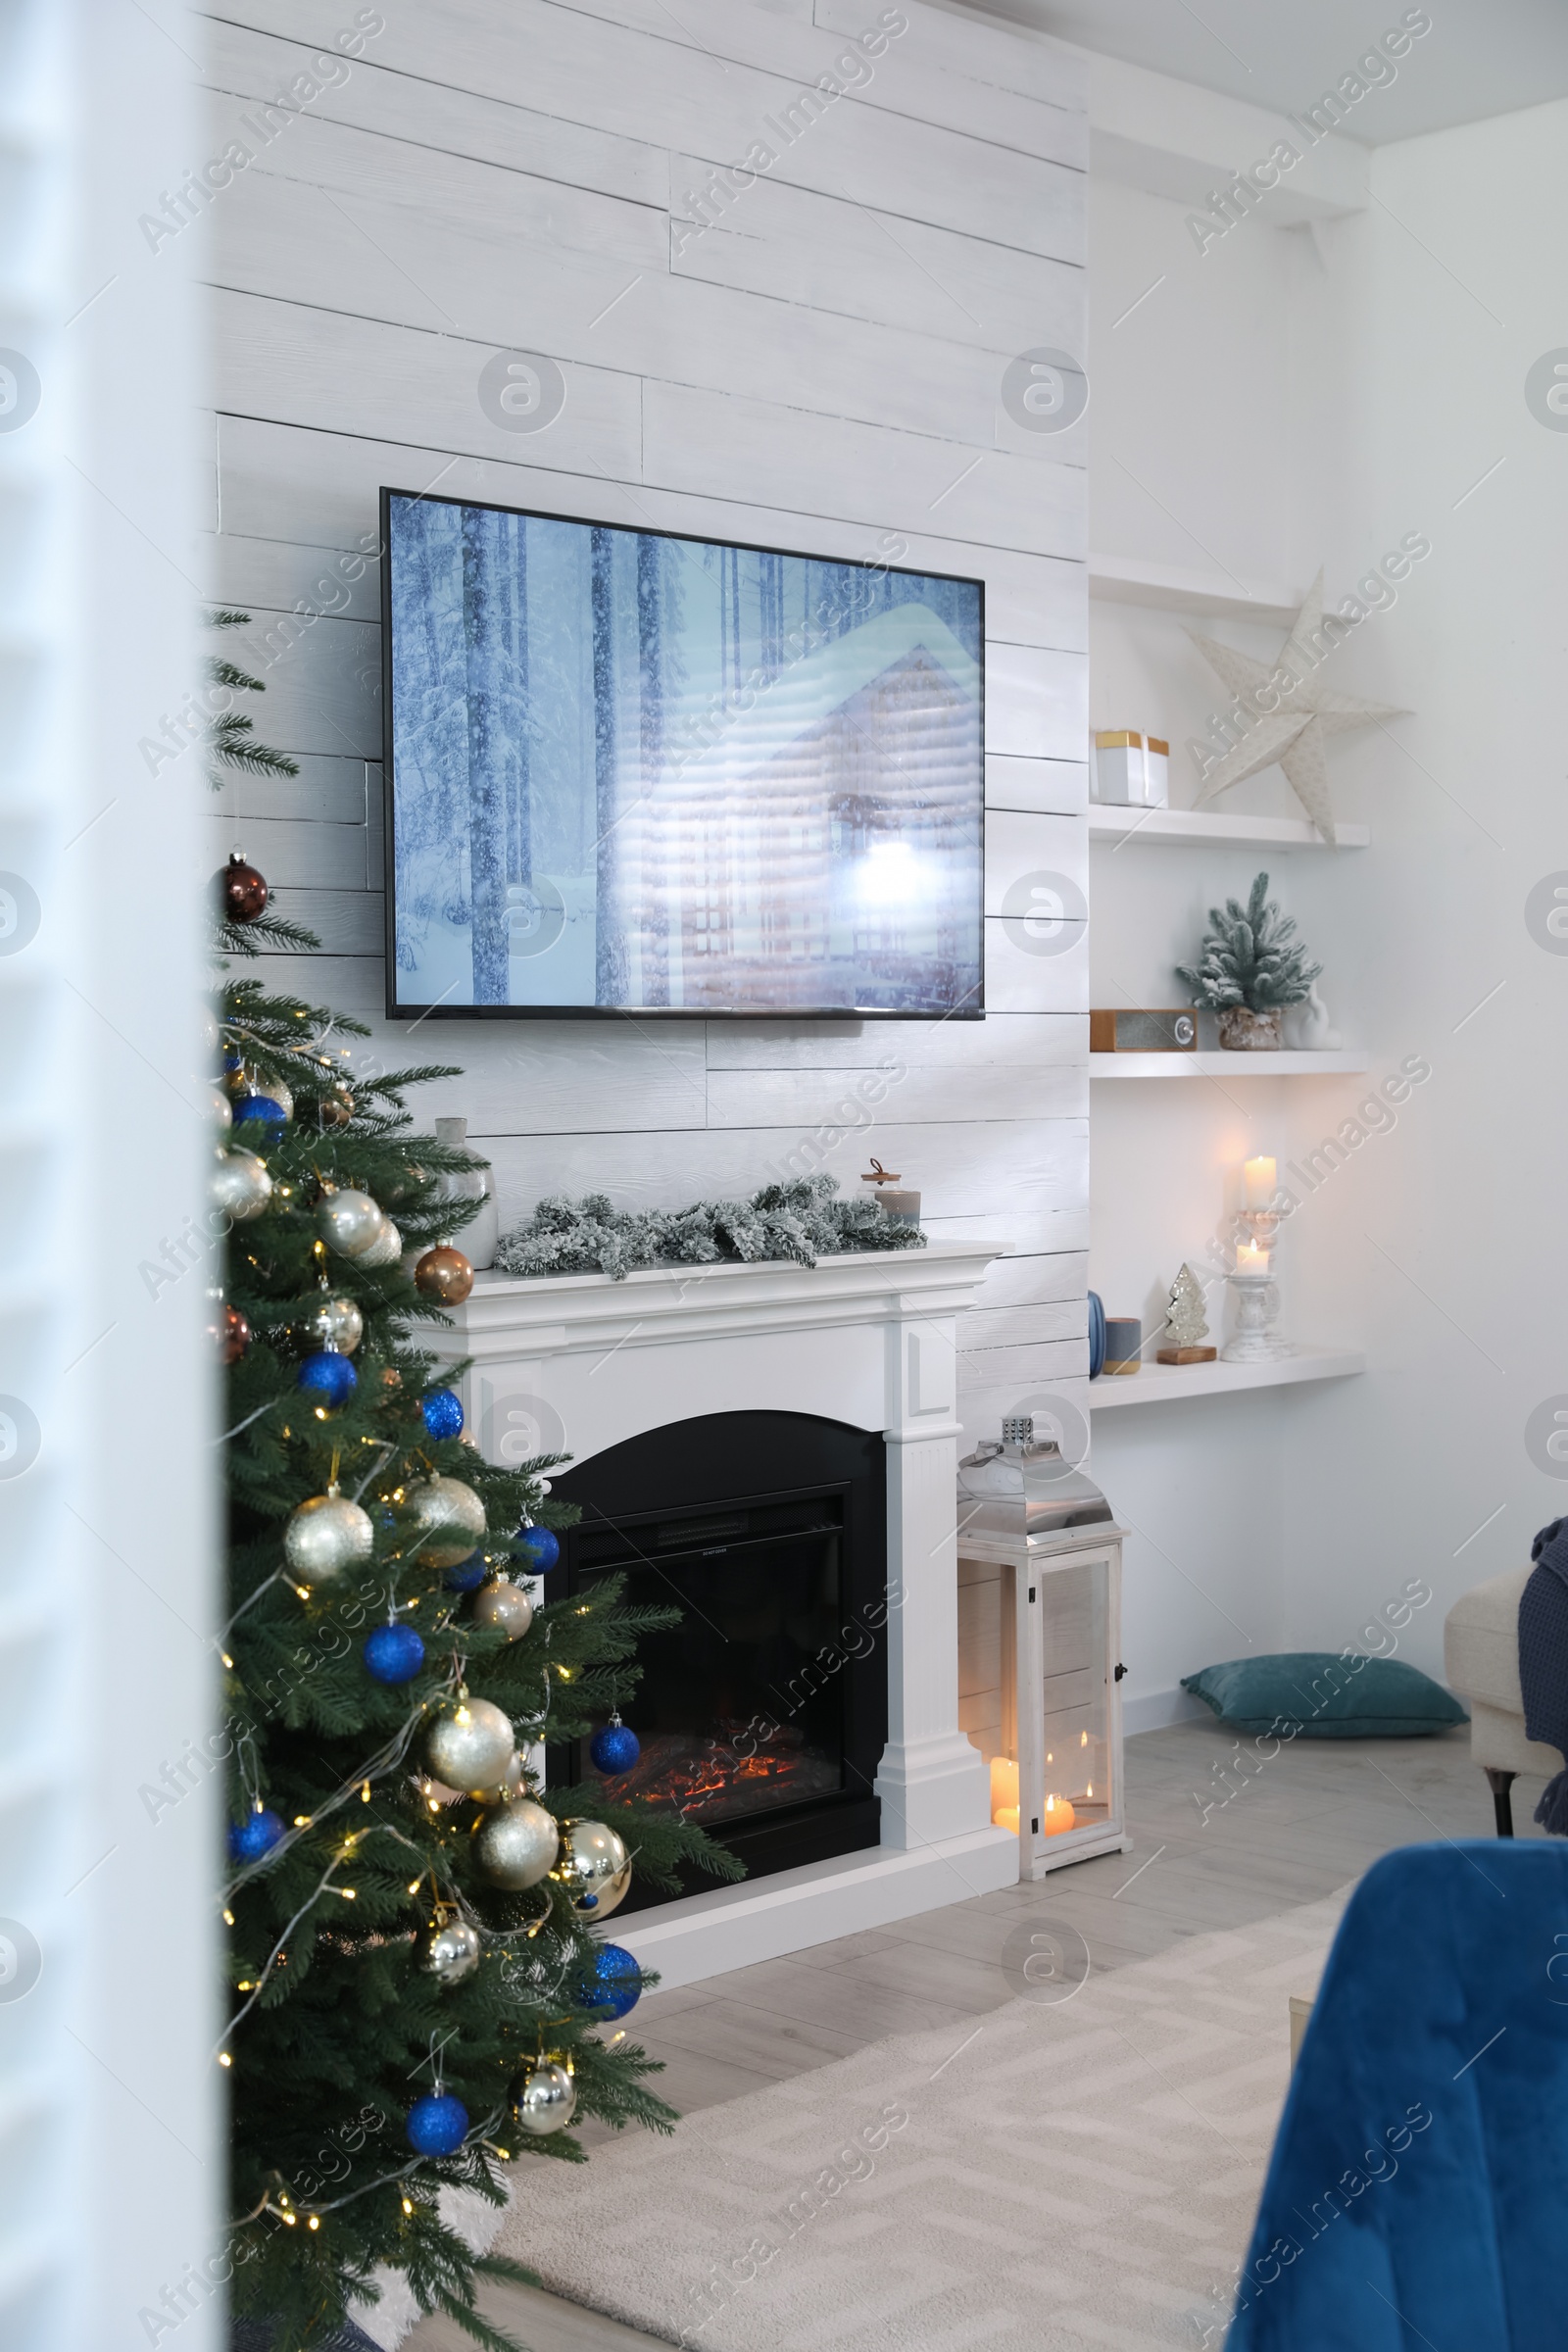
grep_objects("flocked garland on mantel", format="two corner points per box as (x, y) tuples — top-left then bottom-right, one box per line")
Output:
(494, 1175), (926, 1283)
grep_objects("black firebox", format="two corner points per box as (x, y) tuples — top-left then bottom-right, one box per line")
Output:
(545, 1410), (888, 1915)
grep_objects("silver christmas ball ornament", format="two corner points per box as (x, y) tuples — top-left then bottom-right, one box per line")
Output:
(413, 1915), (481, 1987)
(473, 1797), (559, 1890)
(212, 1086), (232, 1133)
(556, 1820), (631, 1920)
(283, 1488), (374, 1586)
(471, 1578), (533, 1642)
(357, 1216), (403, 1269)
(318, 1188), (385, 1258)
(211, 1149), (272, 1222)
(304, 1295), (364, 1355)
(509, 2059), (576, 2138)
(401, 1474), (485, 1569)
(423, 1697), (514, 1794)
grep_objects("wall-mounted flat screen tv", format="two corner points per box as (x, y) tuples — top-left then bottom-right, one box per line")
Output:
(381, 488), (984, 1018)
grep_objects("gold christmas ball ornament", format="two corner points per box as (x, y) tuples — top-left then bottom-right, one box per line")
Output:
(470, 1578), (534, 1642)
(211, 1148), (272, 1222)
(357, 1217), (403, 1269)
(472, 1796), (559, 1890)
(317, 1188), (385, 1258)
(423, 1696), (514, 1794)
(413, 1915), (481, 1987)
(508, 2059), (576, 2138)
(470, 1747), (525, 1805)
(555, 1820), (631, 1920)
(303, 1295), (363, 1355)
(414, 1245), (474, 1305)
(400, 1474), (485, 1569)
(283, 1486), (374, 1586)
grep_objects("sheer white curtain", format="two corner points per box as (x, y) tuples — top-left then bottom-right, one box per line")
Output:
(0, 2), (216, 2344)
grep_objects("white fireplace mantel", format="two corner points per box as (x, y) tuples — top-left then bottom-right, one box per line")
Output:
(431, 1241), (1021, 1984)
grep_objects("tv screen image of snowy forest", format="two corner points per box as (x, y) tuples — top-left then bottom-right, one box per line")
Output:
(385, 493), (984, 1014)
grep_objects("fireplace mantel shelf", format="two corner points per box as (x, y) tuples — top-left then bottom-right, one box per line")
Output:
(442, 1240), (1006, 1361)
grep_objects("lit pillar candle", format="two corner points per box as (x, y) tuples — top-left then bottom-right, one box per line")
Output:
(1236, 1240), (1270, 1274)
(1043, 1792), (1076, 1836)
(1243, 1155), (1277, 1209)
(990, 1755), (1019, 1830)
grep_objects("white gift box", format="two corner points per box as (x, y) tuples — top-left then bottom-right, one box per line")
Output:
(1090, 730), (1169, 808)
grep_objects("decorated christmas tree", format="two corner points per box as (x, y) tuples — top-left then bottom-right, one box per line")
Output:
(213, 853), (739, 2349)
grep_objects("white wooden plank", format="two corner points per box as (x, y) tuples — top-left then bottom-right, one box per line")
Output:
(963, 1298), (1085, 1348)
(985, 645), (1088, 760)
(235, 0), (1086, 253)
(642, 381), (1084, 559)
(205, 85), (665, 267)
(205, 810), (367, 891)
(817, 0), (1089, 113)
(703, 1011), (1080, 1068)
(199, 17), (670, 205)
(959, 1369), (1090, 1446)
(209, 605), (380, 760)
(541, 0), (1089, 162)
(971, 1248), (1087, 1310)
(704, 1061), (1084, 1128)
(204, 530), (383, 624)
(982, 914), (1088, 1015)
(959, 1338), (1089, 1385)
(987, 754), (1086, 816)
(668, 164), (1083, 342)
(257, 952), (381, 1012)
(337, 1018), (711, 1135)
(211, 166), (1076, 455)
(927, 1207), (1089, 1256)
(983, 809), (1088, 909)
(214, 754), (368, 830)
(211, 289), (644, 481)
(267, 887), (383, 955)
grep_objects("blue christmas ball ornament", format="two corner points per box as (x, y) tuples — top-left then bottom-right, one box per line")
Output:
(228, 1808), (285, 1864)
(445, 1554), (491, 1594)
(406, 2092), (468, 2157)
(297, 1350), (358, 1407)
(420, 1388), (465, 1442)
(364, 1623), (425, 1684)
(515, 1524), (560, 1573)
(590, 1718), (641, 1777)
(233, 1092), (286, 1131)
(577, 1941), (641, 2021)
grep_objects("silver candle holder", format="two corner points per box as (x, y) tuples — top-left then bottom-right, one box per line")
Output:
(1221, 1209), (1292, 1363)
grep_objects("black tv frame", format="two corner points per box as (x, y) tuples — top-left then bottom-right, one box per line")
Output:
(378, 483), (986, 1022)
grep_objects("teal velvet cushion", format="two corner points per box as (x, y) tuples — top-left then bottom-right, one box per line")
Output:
(1181, 1652), (1469, 1737)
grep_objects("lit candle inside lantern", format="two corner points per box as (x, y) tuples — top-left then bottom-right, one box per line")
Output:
(990, 1755), (1020, 1830)
(1236, 1240), (1270, 1274)
(1244, 1155), (1277, 1209)
(1043, 1793), (1077, 1836)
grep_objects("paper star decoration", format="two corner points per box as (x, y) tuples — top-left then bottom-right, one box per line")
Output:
(1188, 570), (1408, 843)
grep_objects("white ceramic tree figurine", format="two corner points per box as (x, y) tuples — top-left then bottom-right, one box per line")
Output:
(1157, 1263), (1216, 1363)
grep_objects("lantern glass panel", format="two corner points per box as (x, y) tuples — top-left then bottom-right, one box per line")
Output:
(1041, 1557), (1111, 1836)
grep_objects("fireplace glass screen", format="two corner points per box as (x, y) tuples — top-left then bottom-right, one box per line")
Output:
(572, 1490), (851, 1830)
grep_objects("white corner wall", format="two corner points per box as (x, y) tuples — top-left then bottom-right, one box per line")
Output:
(203, 0), (1093, 1462)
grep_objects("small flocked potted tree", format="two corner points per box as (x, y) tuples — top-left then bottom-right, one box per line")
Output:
(1176, 870), (1322, 1050)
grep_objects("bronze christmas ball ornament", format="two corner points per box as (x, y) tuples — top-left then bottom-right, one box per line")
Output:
(400, 1473), (485, 1569)
(221, 1303), (252, 1365)
(555, 1820), (631, 1920)
(283, 1487), (374, 1586)
(423, 1697), (514, 1795)
(303, 1295), (363, 1355)
(414, 1245), (474, 1305)
(211, 1148), (272, 1222)
(413, 1915), (481, 1987)
(470, 1578), (533, 1642)
(508, 2059), (576, 2138)
(317, 1188), (384, 1259)
(219, 851), (269, 924)
(356, 1217), (403, 1269)
(472, 1796), (559, 1890)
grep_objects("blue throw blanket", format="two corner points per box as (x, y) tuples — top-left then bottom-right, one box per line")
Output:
(1226, 1841), (1568, 2350)
(1522, 1518), (1568, 1833)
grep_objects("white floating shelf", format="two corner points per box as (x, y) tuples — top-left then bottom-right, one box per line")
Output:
(1091, 1050), (1369, 1079)
(1089, 805), (1368, 851)
(1090, 1348), (1365, 1410)
(1088, 552), (1302, 628)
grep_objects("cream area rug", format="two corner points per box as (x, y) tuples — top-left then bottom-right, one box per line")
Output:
(448, 1891), (1348, 2352)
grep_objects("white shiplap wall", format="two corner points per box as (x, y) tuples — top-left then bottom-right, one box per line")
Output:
(203, 0), (1090, 1447)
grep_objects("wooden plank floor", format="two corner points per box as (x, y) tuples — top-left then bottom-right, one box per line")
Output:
(404, 1722), (1544, 2351)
